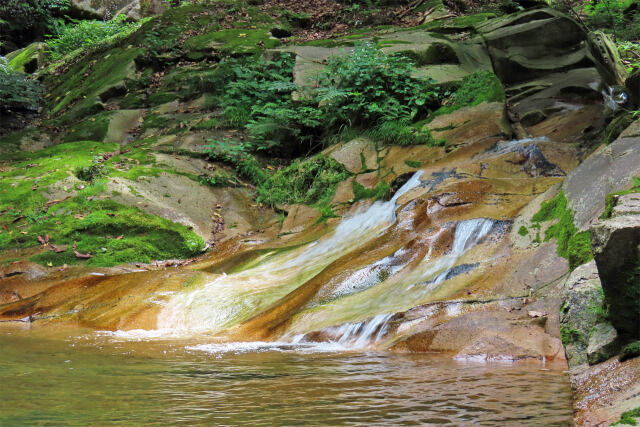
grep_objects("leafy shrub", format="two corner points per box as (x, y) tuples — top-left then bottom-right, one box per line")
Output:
(316, 42), (440, 129)
(47, 15), (142, 59)
(75, 156), (107, 182)
(256, 155), (351, 207)
(0, 0), (69, 50)
(585, 0), (640, 41)
(203, 139), (266, 184)
(0, 68), (42, 113)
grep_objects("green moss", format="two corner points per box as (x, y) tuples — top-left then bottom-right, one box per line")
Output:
(61, 111), (114, 142)
(0, 140), (203, 266)
(28, 198), (204, 267)
(353, 180), (390, 201)
(47, 47), (143, 121)
(405, 160), (422, 168)
(367, 121), (436, 146)
(604, 110), (635, 145)
(620, 341), (640, 362)
(433, 71), (505, 117)
(185, 28), (281, 55)
(518, 225), (529, 236)
(7, 43), (40, 73)
(415, 13), (496, 33)
(613, 406), (640, 426)
(532, 192), (593, 270)
(561, 325), (586, 347)
(256, 155), (351, 207)
(601, 177), (640, 219)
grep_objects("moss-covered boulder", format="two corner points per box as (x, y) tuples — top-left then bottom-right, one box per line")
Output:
(591, 196), (640, 342)
(5, 42), (47, 73)
(69, 0), (167, 20)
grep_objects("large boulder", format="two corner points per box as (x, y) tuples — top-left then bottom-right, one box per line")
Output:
(69, 0), (167, 20)
(591, 194), (640, 341)
(560, 261), (606, 367)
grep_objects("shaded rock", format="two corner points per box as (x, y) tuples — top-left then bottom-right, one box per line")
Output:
(590, 203), (640, 340)
(588, 30), (628, 86)
(520, 109), (546, 126)
(626, 69), (640, 107)
(560, 260), (605, 367)
(5, 42), (47, 73)
(564, 135), (640, 229)
(587, 322), (619, 365)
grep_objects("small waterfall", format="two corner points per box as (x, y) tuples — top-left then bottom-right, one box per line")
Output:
(336, 313), (393, 348)
(602, 85), (628, 111)
(0, 56), (9, 73)
(432, 218), (494, 284)
(156, 172), (424, 335)
(291, 313), (394, 350)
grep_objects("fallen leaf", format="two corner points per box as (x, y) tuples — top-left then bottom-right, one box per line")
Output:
(49, 244), (66, 253)
(528, 311), (547, 318)
(74, 250), (93, 259)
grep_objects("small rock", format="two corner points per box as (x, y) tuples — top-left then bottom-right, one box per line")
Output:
(587, 322), (619, 365)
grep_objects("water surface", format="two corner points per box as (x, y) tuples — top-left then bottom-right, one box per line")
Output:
(0, 325), (572, 426)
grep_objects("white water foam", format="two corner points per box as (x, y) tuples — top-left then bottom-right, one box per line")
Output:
(186, 340), (348, 355)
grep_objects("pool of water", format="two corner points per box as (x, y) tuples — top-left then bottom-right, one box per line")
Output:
(0, 324), (573, 426)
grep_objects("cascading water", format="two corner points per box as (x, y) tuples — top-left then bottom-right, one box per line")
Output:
(0, 57), (9, 74)
(284, 218), (497, 348)
(155, 172), (425, 335)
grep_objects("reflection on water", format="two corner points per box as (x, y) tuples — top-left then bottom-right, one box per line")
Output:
(0, 326), (572, 426)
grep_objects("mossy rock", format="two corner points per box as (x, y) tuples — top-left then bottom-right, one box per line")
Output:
(6, 42), (46, 73)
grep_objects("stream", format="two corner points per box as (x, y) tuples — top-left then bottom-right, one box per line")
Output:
(0, 324), (573, 426)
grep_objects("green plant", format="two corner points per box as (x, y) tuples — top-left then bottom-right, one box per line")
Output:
(0, 0), (69, 48)
(353, 180), (390, 201)
(518, 226), (529, 236)
(405, 160), (422, 168)
(560, 325), (585, 347)
(367, 120), (435, 146)
(199, 170), (235, 187)
(203, 139), (266, 184)
(434, 70), (505, 116)
(47, 14), (142, 59)
(620, 341), (640, 362)
(0, 69), (42, 112)
(256, 155), (351, 207)
(316, 42), (441, 129)
(613, 406), (640, 426)
(533, 192), (593, 270)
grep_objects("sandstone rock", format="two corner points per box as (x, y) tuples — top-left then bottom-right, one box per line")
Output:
(565, 135), (640, 229)
(587, 322), (619, 365)
(325, 138), (378, 174)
